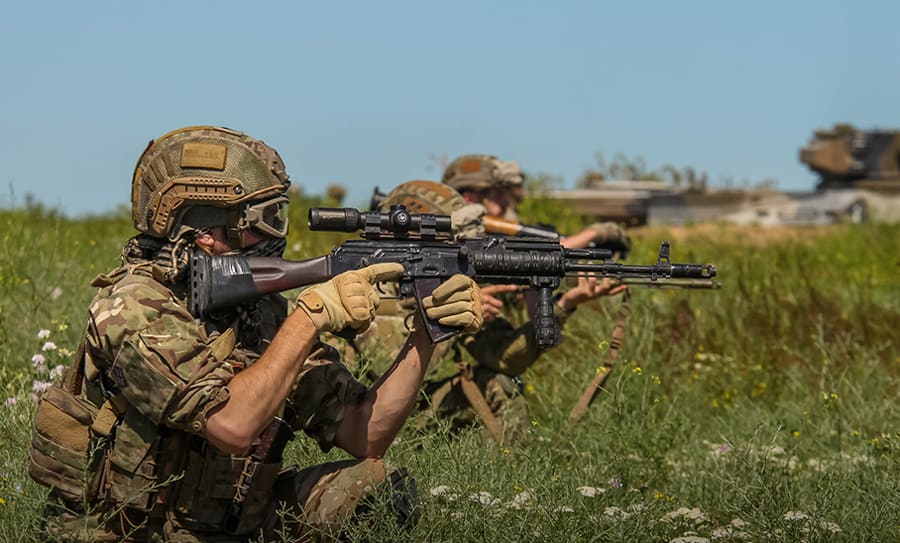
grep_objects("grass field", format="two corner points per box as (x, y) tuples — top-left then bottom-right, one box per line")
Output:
(1, 197), (898, 542)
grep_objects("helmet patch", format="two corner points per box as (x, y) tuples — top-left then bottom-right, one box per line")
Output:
(181, 143), (228, 170)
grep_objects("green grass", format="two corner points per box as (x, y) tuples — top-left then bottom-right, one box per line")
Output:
(0, 197), (898, 542)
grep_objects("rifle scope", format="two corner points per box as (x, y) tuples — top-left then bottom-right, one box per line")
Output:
(308, 205), (452, 238)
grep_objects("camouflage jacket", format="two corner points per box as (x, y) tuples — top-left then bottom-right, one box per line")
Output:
(44, 261), (365, 536)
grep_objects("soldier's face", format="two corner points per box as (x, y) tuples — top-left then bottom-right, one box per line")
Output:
(482, 188), (510, 217)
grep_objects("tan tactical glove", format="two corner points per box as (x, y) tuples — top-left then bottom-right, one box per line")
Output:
(587, 222), (632, 251)
(421, 274), (484, 334)
(296, 263), (404, 334)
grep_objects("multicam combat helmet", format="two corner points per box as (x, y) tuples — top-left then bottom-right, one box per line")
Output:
(380, 180), (484, 239)
(380, 179), (465, 215)
(131, 126), (291, 243)
(441, 154), (524, 192)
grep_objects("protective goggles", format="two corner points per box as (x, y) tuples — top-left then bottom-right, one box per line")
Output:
(238, 196), (290, 238)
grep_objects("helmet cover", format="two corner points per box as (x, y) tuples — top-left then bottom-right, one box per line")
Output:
(131, 126), (291, 240)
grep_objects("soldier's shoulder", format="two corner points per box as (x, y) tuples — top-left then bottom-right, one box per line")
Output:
(88, 265), (190, 337)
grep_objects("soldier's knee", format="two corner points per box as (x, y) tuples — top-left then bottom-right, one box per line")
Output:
(353, 465), (421, 530)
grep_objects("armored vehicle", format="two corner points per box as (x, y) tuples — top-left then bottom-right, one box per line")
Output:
(801, 127), (900, 191)
(797, 126), (900, 222)
(549, 126), (900, 226)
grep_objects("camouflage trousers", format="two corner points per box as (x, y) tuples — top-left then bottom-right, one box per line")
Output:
(41, 458), (419, 542)
(415, 366), (530, 445)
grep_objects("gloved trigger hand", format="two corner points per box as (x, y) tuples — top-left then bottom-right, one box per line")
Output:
(421, 274), (483, 334)
(296, 262), (404, 334)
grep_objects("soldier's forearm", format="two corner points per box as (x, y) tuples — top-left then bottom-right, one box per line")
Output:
(560, 228), (599, 249)
(335, 327), (434, 458)
(206, 309), (318, 455)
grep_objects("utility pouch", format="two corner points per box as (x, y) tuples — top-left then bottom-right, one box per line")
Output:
(223, 460), (282, 535)
(28, 385), (103, 503)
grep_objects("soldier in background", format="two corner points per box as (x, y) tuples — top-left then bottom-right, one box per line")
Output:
(28, 127), (482, 542)
(351, 180), (626, 444)
(442, 154), (632, 252)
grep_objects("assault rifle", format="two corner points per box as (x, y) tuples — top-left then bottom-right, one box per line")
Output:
(189, 205), (717, 347)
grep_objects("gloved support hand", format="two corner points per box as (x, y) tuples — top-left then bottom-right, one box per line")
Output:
(587, 222), (631, 252)
(296, 263), (404, 334)
(421, 274), (483, 335)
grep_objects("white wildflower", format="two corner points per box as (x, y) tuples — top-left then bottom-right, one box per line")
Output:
(783, 511), (809, 521)
(577, 486), (606, 497)
(50, 365), (66, 380)
(604, 506), (632, 519)
(507, 489), (534, 510)
(5, 397), (16, 407)
(42, 341), (57, 352)
(51, 287), (63, 300)
(32, 380), (52, 393)
(37, 329), (51, 339)
(662, 507), (709, 525)
(608, 477), (623, 488)
(32, 354), (46, 366)
(819, 521), (842, 533)
(429, 485), (457, 500)
(468, 491), (501, 506)
(711, 525), (750, 541)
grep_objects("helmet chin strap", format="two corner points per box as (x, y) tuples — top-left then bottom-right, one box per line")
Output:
(225, 207), (245, 251)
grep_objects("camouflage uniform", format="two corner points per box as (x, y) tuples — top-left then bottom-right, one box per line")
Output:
(33, 259), (417, 543)
(29, 127), (418, 542)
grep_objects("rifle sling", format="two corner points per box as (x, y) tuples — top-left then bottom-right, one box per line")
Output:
(452, 345), (503, 443)
(456, 370), (503, 444)
(569, 290), (631, 423)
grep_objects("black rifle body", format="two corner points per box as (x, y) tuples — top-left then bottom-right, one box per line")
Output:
(191, 236), (715, 347)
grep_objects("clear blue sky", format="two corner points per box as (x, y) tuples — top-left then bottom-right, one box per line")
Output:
(2, 1), (898, 216)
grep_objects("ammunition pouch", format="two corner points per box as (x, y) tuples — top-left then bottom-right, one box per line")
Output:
(162, 447), (281, 534)
(28, 385), (105, 503)
(223, 460), (284, 535)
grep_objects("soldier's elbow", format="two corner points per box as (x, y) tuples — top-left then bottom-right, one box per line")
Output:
(206, 415), (255, 455)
